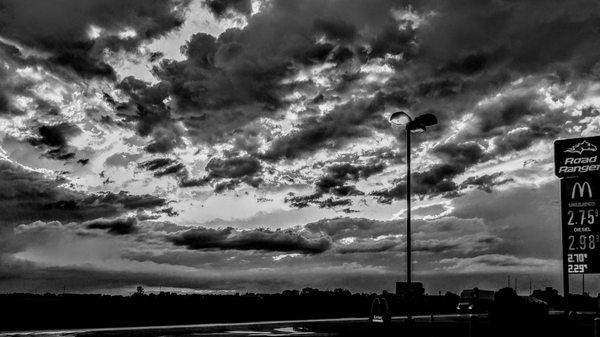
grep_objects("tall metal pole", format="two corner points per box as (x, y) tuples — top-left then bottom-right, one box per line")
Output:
(406, 129), (412, 321)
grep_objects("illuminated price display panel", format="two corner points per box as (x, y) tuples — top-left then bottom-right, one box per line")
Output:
(561, 177), (600, 274)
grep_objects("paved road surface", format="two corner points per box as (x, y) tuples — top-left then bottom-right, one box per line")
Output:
(0, 313), (486, 336)
(3, 311), (594, 337)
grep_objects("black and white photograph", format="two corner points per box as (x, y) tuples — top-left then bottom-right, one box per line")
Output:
(0, 0), (600, 336)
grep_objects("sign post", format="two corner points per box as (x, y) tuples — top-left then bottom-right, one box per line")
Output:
(555, 136), (600, 299)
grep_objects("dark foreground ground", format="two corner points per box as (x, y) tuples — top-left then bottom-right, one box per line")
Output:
(1, 313), (597, 337)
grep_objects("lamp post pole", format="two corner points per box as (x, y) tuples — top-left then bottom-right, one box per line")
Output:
(389, 111), (437, 324)
(405, 130), (412, 288)
(405, 127), (412, 322)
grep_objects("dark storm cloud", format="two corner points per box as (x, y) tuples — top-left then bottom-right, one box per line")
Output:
(438, 52), (490, 76)
(370, 184), (407, 204)
(205, 156), (262, 179)
(371, 86), (571, 204)
(395, 0), (600, 129)
(306, 217), (400, 240)
(153, 163), (186, 177)
(459, 173), (513, 193)
(285, 160), (385, 209)
(0, 43), (40, 116)
(316, 162), (386, 195)
(0, 0), (191, 79)
(372, 142), (485, 203)
(85, 217), (138, 235)
(82, 191), (167, 211)
(119, 0), (417, 149)
(466, 93), (548, 141)
(149, 28), (290, 145)
(116, 77), (185, 154)
(0, 160), (167, 227)
(284, 191), (355, 209)
(33, 0), (596, 166)
(312, 18), (358, 42)
(180, 156), (262, 191)
(284, 193), (320, 209)
(368, 22), (417, 59)
(315, 197), (352, 209)
(304, 216), (500, 255)
(204, 0), (252, 17)
(262, 94), (397, 161)
(491, 116), (564, 156)
(138, 158), (177, 171)
(417, 78), (464, 98)
(27, 123), (81, 161)
(138, 158), (186, 177)
(169, 227), (331, 254)
(416, 0), (600, 78)
(337, 239), (399, 254)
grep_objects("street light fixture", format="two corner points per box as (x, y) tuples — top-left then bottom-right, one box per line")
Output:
(389, 111), (437, 321)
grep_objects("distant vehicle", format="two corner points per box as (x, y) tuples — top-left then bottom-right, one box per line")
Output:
(457, 288), (495, 313)
(369, 297), (391, 324)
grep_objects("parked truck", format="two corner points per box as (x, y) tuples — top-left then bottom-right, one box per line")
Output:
(457, 288), (495, 313)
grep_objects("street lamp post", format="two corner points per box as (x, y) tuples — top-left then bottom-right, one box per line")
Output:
(389, 111), (437, 322)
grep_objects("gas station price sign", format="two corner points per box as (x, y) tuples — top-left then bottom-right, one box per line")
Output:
(560, 177), (600, 273)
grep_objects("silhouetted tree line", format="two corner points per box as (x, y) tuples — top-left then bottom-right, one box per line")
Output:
(0, 287), (459, 331)
(0, 286), (597, 332)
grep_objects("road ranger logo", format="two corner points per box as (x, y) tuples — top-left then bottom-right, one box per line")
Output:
(565, 141), (598, 154)
(558, 155), (599, 174)
(571, 181), (593, 199)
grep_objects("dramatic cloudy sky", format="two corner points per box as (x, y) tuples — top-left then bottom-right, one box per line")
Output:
(1, 0), (599, 295)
